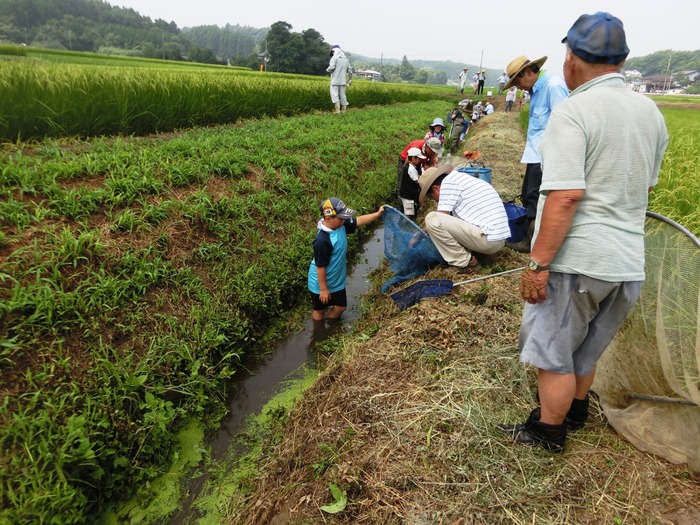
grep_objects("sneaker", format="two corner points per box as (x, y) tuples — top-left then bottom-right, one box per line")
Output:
(444, 259), (481, 275)
(498, 408), (567, 453)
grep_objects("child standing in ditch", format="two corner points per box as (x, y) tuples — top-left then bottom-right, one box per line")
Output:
(307, 197), (384, 321)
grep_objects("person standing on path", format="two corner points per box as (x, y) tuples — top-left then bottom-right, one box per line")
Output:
(477, 70), (486, 95)
(497, 72), (508, 95)
(505, 86), (517, 112)
(502, 54), (569, 252)
(498, 11), (669, 453)
(458, 67), (469, 94)
(327, 45), (352, 113)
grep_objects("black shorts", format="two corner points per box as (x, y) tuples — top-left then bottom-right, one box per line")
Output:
(311, 288), (348, 311)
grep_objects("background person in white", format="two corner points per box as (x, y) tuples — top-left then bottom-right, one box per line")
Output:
(499, 12), (669, 453)
(327, 45), (352, 113)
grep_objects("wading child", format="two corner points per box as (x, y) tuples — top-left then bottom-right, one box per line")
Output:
(308, 198), (384, 321)
(398, 147), (425, 220)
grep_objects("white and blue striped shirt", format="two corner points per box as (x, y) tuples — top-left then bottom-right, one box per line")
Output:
(437, 171), (511, 241)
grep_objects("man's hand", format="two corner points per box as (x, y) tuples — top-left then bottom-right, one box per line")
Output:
(520, 269), (549, 304)
(319, 288), (330, 304)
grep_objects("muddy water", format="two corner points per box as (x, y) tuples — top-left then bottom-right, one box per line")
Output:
(167, 227), (386, 524)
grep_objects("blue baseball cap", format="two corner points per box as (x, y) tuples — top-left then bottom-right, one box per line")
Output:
(562, 12), (630, 65)
(320, 198), (355, 219)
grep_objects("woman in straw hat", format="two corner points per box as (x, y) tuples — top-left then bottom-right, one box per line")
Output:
(502, 55), (569, 253)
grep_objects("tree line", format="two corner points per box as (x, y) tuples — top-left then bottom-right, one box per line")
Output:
(0, 0), (451, 83)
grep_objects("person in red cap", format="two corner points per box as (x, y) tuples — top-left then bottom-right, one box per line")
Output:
(307, 198), (384, 321)
(499, 12), (669, 453)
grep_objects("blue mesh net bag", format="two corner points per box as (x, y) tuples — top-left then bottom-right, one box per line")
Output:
(381, 206), (445, 293)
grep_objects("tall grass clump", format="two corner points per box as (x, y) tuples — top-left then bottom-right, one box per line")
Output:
(650, 106), (700, 234)
(0, 60), (448, 141)
(0, 44), (27, 57)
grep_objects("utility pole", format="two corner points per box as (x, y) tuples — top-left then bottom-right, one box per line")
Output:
(478, 50), (483, 72)
(664, 54), (672, 92)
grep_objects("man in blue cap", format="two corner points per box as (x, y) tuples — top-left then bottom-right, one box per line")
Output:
(499, 12), (669, 452)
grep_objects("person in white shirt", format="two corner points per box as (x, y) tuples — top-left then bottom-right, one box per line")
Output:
(497, 72), (508, 94)
(417, 165), (510, 273)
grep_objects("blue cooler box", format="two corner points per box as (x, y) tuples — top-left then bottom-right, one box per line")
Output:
(456, 166), (492, 184)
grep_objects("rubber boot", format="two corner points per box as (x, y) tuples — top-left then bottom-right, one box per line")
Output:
(498, 408), (567, 453)
(334, 102), (341, 113)
(505, 219), (534, 253)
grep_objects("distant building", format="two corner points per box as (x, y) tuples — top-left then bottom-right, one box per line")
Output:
(355, 69), (382, 82)
(678, 70), (699, 82)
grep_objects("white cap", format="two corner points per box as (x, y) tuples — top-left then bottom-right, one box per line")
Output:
(407, 147), (426, 159)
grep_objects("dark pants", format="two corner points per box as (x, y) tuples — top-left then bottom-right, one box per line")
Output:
(477, 80), (484, 94)
(522, 163), (543, 220)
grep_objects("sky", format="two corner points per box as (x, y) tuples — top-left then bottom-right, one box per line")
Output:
(112, 0), (697, 76)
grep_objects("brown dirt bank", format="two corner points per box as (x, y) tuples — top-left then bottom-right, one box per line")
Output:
(232, 111), (700, 525)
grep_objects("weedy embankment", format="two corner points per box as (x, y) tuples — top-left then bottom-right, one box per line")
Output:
(0, 100), (456, 523)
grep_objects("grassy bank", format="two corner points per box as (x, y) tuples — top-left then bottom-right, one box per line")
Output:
(0, 99), (462, 523)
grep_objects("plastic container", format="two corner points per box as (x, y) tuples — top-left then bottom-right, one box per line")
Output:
(456, 166), (492, 185)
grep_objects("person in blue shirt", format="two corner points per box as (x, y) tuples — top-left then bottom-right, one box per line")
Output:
(308, 198), (384, 321)
(502, 55), (569, 252)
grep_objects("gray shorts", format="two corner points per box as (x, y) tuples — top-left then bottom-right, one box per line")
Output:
(519, 272), (643, 376)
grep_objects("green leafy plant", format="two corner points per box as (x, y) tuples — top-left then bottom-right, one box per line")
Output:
(319, 483), (347, 514)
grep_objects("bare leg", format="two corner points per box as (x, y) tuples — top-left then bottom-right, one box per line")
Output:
(537, 369), (576, 425)
(326, 305), (346, 320)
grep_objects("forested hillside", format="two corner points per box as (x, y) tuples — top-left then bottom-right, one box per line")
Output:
(625, 49), (700, 76)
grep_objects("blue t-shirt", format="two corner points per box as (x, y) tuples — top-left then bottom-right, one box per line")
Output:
(521, 71), (569, 164)
(307, 218), (358, 294)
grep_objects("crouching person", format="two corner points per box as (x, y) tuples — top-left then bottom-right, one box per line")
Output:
(417, 165), (510, 274)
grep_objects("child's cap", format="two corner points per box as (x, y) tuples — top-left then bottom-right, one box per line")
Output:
(407, 147), (426, 160)
(320, 197), (355, 219)
(430, 117), (445, 129)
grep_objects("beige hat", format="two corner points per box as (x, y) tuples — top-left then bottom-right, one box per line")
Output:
(418, 164), (453, 204)
(503, 55), (547, 89)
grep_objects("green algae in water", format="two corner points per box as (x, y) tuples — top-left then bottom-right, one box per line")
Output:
(99, 420), (206, 524)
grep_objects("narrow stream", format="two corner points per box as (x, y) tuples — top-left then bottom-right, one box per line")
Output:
(167, 227), (386, 524)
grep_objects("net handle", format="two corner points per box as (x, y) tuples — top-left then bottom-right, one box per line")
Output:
(646, 211), (700, 249)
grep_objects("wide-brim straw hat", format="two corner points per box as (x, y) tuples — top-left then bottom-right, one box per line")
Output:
(503, 55), (547, 89)
(418, 164), (453, 204)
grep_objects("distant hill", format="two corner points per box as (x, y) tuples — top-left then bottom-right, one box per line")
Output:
(349, 53), (502, 84)
(625, 49), (700, 77)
